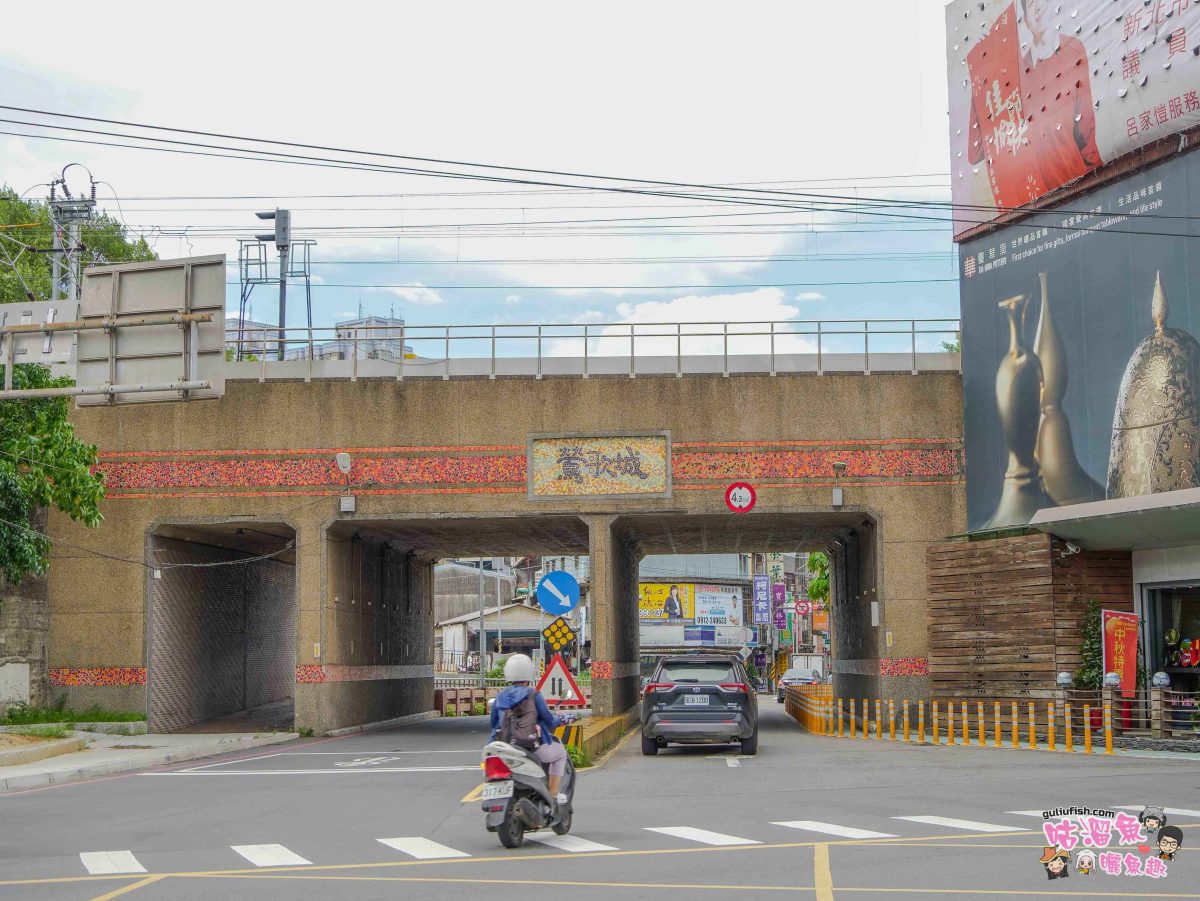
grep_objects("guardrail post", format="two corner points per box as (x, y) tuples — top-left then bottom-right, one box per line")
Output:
(397, 324), (405, 381)
(1103, 701), (1113, 754)
(1065, 702), (1073, 752)
(976, 701), (985, 746)
(305, 326), (313, 382)
(837, 698), (844, 737)
(993, 701), (1001, 747)
(351, 329), (359, 382)
(849, 699), (857, 738)
(676, 323), (682, 378)
(722, 323), (729, 378)
(874, 698), (881, 740)
(917, 701), (925, 744)
(537, 325), (543, 380)
(1084, 704), (1093, 754)
(910, 320), (918, 375)
(1011, 701), (1019, 749)
(769, 322), (776, 377)
(947, 702), (954, 745)
(902, 699), (910, 742)
(444, 326), (451, 380)
(490, 325), (496, 380)
(932, 701), (939, 745)
(1027, 702), (1036, 750)
(888, 699), (896, 740)
(960, 701), (969, 745)
(1150, 687), (1165, 739)
(863, 322), (870, 375)
(816, 321), (823, 375)
(1047, 702), (1056, 751)
(629, 324), (635, 379)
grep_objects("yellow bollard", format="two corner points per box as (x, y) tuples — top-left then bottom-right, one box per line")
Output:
(1048, 702), (1056, 752)
(850, 699), (857, 739)
(1027, 702), (1036, 750)
(903, 699), (910, 742)
(1084, 704), (1093, 754)
(947, 701), (955, 745)
(993, 701), (1002, 747)
(977, 701), (985, 746)
(837, 698), (844, 737)
(1065, 702), (1073, 753)
(874, 698), (882, 740)
(1011, 701), (1019, 749)
(917, 700), (925, 744)
(1104, 701), (1113, 755)
(932, 701), (939, 745)
(961, 701), (969, 745)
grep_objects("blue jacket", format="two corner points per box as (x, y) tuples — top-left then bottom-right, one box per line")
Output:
(490, 685), (561, 745)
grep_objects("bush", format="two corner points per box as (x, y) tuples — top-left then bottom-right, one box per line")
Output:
(2, 703), (146, 725)
(297, 726), (314, 738)
(566, 744), (592, 768)
(444, 705), (458, 717)
(12, 725), (70, 740)
(471, 701), (486, 716)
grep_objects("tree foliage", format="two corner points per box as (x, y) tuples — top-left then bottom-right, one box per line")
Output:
(1074, 600), (1104, 691)
(0, 187), (152, 584)
(806, 552), (830, 604)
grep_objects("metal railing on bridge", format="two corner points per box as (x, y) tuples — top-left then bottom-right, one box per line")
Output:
(225, 318), (961, 381)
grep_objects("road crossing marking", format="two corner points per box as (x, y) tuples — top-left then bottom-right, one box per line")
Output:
(525, 833), (618, 852)
(1117, 805), (1200, 818)
(377, 837), (471, 859)
(772, 820), (897, 839)
(231, 844), (312, 867)
(892, 815), (1024, 833)
(145, 765), (480, 776)
(79, 851), (147, 875)
(644, 826), (760, 846)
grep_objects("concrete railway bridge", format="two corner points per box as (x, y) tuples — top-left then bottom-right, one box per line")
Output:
(44, 347), (964, 734)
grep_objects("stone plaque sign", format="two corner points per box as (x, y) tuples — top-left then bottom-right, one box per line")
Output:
(528, 432), (671, 499)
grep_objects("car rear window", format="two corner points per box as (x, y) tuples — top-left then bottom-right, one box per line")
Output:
(781, 669), (805, 680)
(658, 661), (737, 683)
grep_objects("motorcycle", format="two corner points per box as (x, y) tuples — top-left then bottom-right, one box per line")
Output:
(481, 730), (577, 848)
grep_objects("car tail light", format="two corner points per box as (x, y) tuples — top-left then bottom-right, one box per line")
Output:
(644, 682), (673, 696)
(483, 756), (512, 780)
(720, 683), (749, 692)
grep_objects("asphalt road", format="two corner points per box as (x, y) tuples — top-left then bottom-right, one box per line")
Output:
(1, 700), (1196, 900)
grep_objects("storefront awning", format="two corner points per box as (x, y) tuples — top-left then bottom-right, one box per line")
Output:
(1029, 487), (1200, 550)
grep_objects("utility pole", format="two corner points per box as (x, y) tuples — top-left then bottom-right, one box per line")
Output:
(478, 558), (486, 689)
(255, 209), (291, 359)
(47, 171), (96, 303)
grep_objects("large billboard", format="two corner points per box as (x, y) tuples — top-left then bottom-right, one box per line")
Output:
(961, 149), (1200, 531)
(638, 583), (695, 621)
(947, 0), (1200, 238)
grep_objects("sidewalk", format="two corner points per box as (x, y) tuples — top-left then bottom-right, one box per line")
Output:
(0, 729), (298, 792)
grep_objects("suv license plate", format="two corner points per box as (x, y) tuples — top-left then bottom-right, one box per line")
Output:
(683, 695), (710, 706)
(482, 781), (514, 800)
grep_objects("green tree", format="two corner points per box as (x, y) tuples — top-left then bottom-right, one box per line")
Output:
(806, 552), (830, 604)
(1074, 600), (1104, 691)
(0, 187), (151, 583)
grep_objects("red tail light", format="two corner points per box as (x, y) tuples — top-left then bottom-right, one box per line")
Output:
(483, 756), (512, 780)
(644, 682), (673, 696)
(720, 683), (749, 692)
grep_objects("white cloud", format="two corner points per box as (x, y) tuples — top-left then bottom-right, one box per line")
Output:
(796, 291), (825, 302)
(573, 310), (606, 324)
(365, 283), (446, 306)
(504, 294), (522, 306)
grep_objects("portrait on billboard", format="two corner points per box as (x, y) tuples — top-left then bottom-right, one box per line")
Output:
(947, 0), (1200, 237)
(960, 151), (1200, 531)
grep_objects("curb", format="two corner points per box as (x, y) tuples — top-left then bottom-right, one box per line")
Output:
(324, 710), (438, 737)
(0, 737), (88, 767)
(0, 731), (298, 793)
(0, 722), (148, 735)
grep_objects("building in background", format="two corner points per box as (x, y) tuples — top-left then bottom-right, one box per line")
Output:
(224, 313), (413, 361)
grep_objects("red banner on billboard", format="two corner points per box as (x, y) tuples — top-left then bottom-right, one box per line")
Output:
(1101, 610), (1140, 700)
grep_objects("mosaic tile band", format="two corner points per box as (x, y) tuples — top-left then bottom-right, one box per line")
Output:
(49, 667), (147, 687)
(295, 664), (435, 684)
(879, 657), (930, 677)
(97, 440), (961, 497)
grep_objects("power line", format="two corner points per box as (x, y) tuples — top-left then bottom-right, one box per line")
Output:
(247, 277), (958, 291)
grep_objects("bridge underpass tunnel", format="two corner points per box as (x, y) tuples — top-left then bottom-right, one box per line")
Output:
(599, 512), (879, 715)
(311, 516), (590, 734)
(148, 523), (296, 733)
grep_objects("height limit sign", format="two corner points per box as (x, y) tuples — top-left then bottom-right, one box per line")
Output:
(725, 482), (757, 513)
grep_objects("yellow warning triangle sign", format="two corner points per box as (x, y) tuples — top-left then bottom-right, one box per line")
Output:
(535, 652), (586, 707)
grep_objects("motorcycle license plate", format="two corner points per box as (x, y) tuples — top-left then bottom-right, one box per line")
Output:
(482, 781), (514, 800)
(684, 695), (709, 706)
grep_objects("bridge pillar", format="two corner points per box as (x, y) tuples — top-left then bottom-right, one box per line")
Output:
(586, 516), (641, 718)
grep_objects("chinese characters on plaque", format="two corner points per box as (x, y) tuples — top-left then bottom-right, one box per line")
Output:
(529, 434), (670, 498)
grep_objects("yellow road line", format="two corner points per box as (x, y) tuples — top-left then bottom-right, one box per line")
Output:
(460, 782), (484, 802)
(813, 843), (834, 901)
(187, 873), (815, 891)
(87, 874), (167, 901)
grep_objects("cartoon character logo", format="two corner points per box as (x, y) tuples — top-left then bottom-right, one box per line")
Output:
(1158, 826), (1183, 861)
(1139, 806), (1167, 832)
(1039, 846), (1070, 879)
(1075, 849), (1096, 875)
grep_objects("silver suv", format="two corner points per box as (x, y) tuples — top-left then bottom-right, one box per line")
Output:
(640, 653), (759, 756)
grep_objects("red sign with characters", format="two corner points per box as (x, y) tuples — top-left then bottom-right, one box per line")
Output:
(1101, 610), (1140, 700)
(725, 482), (756, 513)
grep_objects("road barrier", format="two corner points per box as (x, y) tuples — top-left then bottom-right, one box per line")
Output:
(783, 687), (1119, 756)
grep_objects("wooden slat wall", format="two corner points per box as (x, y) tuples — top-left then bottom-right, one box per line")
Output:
(926, 533), (1132, 704)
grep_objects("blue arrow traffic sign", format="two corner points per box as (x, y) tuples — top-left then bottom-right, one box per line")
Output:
(536, 570), (580, 615)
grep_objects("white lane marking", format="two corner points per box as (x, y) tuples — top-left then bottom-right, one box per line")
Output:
(772, 820), (897, 839)
(143, 766), (480, 776)
(892, 815), (1024, 833)
(1117, 806), (1200, 819)
(525, 833), (618, 853)
(79, 851), (147, 875)
(274, 750), (481, 755)
(377, 837), (471, 859)
(644, 826), (760, 846)
(179, 753), (286, 772)
(231, 844), (312, 867)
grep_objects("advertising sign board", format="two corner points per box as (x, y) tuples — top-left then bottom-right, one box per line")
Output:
(946, 0), (1200, 237)
(752, 574), (771, 625)
(694, 585), (741, 626)
(960, 149), (1200, 531)
(639, 583), (695, 621)
(1101, 610), (1140, 700)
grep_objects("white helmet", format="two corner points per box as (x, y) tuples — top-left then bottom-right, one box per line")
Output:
(503, 653), (537, 684)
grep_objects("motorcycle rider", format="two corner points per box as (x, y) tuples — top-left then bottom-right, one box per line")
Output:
(490, 654), (569, 806)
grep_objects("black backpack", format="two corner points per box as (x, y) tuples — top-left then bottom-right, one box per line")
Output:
(499, 694), (541, 750)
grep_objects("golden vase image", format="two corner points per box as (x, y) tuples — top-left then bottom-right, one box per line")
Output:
(1108, 273), (1200, 498)
(985, 293), (1047, 528)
